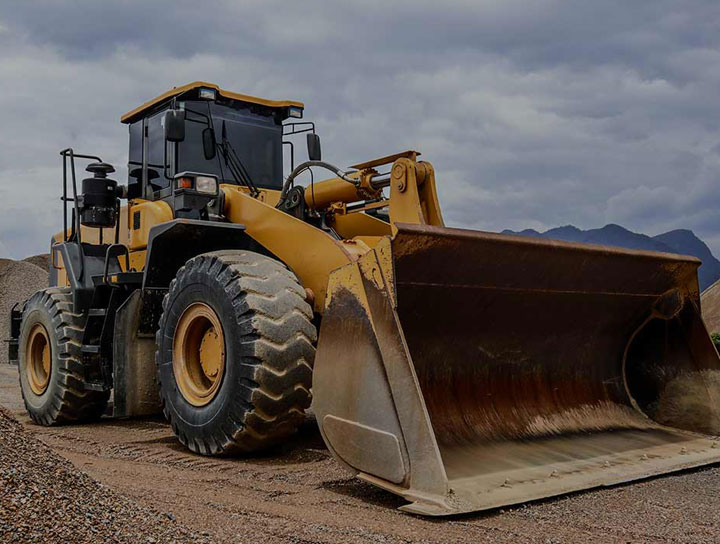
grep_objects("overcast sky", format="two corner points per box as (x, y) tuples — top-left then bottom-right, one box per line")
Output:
(1, 1), (720, 258)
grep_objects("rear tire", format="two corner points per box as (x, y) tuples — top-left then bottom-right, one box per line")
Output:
(18, 288), (109, 425)
(155, 250), (316, 455)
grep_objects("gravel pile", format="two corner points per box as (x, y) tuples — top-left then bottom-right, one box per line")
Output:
(0, 259), (48, 364)
(0, 405), (212, 543)
(22, 254), (50, 273)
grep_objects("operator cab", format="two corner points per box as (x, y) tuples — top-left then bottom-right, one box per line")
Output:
(121, 82), (306, 202)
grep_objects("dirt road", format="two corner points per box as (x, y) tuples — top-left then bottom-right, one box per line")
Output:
(2, 364), (720, 543)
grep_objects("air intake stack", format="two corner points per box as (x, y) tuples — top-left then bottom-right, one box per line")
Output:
(80, 162), (121, 228)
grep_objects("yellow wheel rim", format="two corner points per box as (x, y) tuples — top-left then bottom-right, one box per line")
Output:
(26, 324), (51, 395)
(173, 302), (226, 406)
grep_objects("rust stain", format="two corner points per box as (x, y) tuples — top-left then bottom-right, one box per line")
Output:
(389, 223), (719, 446)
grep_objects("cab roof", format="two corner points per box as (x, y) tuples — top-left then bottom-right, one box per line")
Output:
(120, 81), (304, 124)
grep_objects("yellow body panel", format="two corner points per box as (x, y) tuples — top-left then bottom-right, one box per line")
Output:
(330, 212), (392, 239)
(51, 249), (68, 290)
(128, 200), (173, 250)
(222, 185), (362, 312)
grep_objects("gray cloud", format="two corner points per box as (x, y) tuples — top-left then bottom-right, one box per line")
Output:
(1, 1), (720, 258)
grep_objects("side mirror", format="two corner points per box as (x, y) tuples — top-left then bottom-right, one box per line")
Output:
(307, 133), (321, 161)
(164, 109), (186, 142)
(202, 127), (217, 160)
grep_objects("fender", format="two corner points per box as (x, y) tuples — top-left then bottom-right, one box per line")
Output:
(142, 219), (262, 289)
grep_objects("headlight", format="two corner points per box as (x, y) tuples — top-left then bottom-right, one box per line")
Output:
(195, 176), (217, 194)
(288, 105), (303, 119)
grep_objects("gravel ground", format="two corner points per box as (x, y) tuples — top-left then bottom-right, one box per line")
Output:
(0, 404), (212, 543)
(2, 360), (720, 544)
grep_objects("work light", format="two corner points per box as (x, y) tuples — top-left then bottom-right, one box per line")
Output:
(195, 175), (218, 194)
(198, 87), (217, 100)
(174, 172), (219, 195)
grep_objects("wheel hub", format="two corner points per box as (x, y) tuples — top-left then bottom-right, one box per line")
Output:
(199, 328), (223, 379)
(26, 324), (51, 395)
(173, 302), (226, 406)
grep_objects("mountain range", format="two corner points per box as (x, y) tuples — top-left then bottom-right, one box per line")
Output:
(501, 224), (720, 291)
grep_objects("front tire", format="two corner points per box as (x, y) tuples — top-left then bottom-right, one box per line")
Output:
(155, 250), (316, 455)
(18, 288), (109, 425)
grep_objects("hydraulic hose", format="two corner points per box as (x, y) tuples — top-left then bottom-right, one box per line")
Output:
(277, 161), (357, 208)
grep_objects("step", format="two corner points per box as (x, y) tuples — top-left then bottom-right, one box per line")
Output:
(88, 308), (107, 317)
(81, 345), (101, 354)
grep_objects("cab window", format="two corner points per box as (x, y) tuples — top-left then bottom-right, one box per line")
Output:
(146, 111), (172, 193)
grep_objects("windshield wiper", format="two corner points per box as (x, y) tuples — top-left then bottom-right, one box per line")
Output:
(219, 121), (260, 197)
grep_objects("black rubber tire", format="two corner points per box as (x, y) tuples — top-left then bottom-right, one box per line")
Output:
(155, 250), (316, 455)
(18, 288), (109, 425)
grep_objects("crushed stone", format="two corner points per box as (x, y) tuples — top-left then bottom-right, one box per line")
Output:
(0, 405), (212, 543)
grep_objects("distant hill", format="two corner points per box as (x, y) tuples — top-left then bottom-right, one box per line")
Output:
(502, 224), (720, 291)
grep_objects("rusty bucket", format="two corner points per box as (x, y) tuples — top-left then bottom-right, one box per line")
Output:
(312, 223), (720, 515)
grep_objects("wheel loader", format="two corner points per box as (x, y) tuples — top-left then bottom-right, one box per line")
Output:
(9, 81), (720, 515)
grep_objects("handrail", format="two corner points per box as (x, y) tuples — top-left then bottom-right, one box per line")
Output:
(102, 243), (130, 288)
(59, 149), (102, 244)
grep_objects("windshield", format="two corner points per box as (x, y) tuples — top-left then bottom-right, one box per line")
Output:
(178, 100), (283, 189)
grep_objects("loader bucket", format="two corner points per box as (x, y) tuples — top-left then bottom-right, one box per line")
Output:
(312, 223), (720, 516)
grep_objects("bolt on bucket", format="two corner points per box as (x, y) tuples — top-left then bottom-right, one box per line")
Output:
(312, 223), (720, 515)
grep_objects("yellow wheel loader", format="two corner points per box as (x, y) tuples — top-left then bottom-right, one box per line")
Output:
(9, 81), (720, 515)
